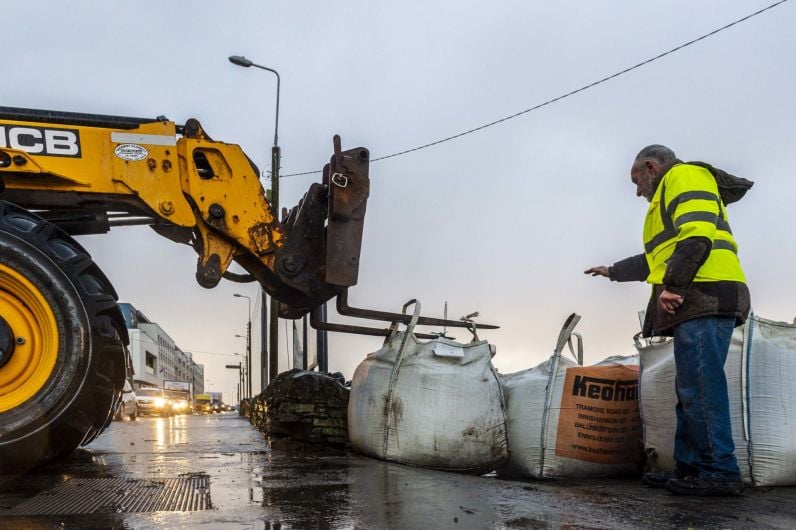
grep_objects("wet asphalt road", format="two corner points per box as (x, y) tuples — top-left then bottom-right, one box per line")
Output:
(1, 413), (795, 529)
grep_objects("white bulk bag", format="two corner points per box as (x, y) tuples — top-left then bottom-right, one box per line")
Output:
(637, 327), (749, 479)
(499, 314), (644, 479)
(348, 301), (508, 473)
(638, 313), (796, 486)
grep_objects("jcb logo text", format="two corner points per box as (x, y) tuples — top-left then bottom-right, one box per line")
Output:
(0, 125), (81, 157)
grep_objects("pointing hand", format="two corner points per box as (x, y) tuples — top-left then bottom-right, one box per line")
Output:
(584, 266), (609, 278)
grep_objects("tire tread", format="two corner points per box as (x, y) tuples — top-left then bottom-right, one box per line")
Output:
(0, 201), (128, 472)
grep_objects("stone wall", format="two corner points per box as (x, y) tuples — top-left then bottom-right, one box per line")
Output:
(248, 369), (350, 447)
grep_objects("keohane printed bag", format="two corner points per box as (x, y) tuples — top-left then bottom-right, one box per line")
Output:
(498, 314), (644, 479)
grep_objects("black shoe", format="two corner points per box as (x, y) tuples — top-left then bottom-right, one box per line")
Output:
(642, 469), (693, 488)
(642, 471), (675, 488)
(665, 476), (744, 496)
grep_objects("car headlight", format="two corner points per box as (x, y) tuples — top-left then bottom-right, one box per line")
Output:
(154, 398), (165, 408)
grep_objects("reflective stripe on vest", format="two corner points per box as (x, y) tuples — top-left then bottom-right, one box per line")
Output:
(645, 184), (732, 255)
(642, 164), (745, 284)
(712, 239), (737, 253)
(644, 222), (734, 254)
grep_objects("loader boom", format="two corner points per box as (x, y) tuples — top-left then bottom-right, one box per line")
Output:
(0, 107), (369, 317)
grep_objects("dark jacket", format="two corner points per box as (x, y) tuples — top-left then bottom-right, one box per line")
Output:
(609, 253), (750, 337)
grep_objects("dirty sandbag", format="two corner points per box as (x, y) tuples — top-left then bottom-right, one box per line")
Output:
(498, 314), (644, 479)
(348, 300), (508, 474)
(638, 313), (796, 486)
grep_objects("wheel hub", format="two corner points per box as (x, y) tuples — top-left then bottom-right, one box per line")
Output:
(0, 264), (59, 413)
(0, 316), (15, 368)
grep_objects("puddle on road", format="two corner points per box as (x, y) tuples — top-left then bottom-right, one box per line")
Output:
(6, 414), (789, 528)
(235, 452), (503, 529)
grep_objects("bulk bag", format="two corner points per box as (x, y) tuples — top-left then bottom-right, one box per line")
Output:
(638, 313), (796, 486)
(499, 314), (644, 479)
(348, 300), (508, 473)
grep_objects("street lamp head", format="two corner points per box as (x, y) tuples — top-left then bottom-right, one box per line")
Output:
(224, 55), (280, 148)
(228, 55), (252, 68)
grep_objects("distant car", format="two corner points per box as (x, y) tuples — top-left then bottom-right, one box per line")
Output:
(166, 390), (191, 415)
(114, 380), (137, 421)
(135, 387), (172, 417)
(195, 394), (213, 413)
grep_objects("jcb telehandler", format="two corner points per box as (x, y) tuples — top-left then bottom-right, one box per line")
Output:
(0, 106), (489, 473)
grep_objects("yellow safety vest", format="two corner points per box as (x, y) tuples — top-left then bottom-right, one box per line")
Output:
(643, 163), (746, 285)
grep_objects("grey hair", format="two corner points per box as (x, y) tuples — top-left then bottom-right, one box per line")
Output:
(633, 144), (677, 168)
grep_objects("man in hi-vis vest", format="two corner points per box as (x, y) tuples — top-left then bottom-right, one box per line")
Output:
(586, 144), (750, 496)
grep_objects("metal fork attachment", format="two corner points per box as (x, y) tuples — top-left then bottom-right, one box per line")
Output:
(310, 289), (499, 340)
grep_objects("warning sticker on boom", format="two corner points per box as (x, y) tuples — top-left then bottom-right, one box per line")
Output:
(554, 364), (642, 464)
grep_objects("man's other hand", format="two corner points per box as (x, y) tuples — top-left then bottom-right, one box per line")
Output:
(584, 266), (609, 277)
(659, 290), (684, 315)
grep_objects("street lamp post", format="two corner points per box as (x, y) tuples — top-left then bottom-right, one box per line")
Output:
(225, 362), (243, 402)
(233, 353), (245, 401)
(229, 55), (281, 388)
(228, 55), (280, 147)
(232, 346), (248, 400)
(233, 293), (252, 398)
(234, 335), (250, 399)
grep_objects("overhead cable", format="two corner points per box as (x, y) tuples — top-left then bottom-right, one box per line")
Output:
(280, 0), (789, 178)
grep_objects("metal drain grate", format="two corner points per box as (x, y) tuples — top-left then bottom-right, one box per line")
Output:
(8, 475), (211, 515)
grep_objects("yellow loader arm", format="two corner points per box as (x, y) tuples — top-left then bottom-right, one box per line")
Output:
(0, 107), (369, 318)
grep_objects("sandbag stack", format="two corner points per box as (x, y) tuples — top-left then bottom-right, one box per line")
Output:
(250, 369), (350, 447)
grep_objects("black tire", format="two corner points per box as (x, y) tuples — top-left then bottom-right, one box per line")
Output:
(0, 202), (128, 473)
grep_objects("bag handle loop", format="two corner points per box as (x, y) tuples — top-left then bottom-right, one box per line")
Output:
(382, 299), (422, 457)
(553, 313), (583, 365)
(385, 299), (421, 342)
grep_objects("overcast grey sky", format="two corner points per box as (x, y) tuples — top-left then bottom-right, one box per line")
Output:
(4, 1), (795, 400)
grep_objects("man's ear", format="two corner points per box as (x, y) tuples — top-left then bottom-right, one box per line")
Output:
(645, 159), (661, 177)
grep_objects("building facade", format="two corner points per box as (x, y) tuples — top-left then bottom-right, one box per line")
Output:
(119, 303), (204, 394)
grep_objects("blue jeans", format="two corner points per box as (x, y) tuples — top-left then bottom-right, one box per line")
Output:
(672, 316), (741, 481)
